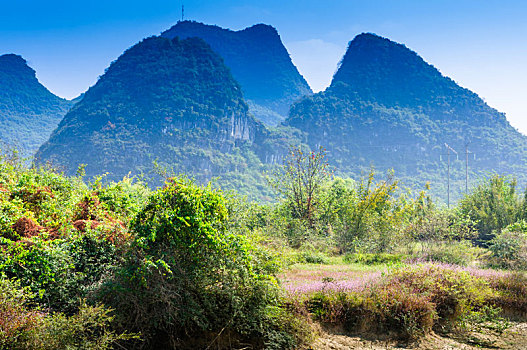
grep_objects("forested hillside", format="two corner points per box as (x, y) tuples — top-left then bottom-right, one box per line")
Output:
(36, 37), (296, 199)
(162, 21), (312, 126)
(0, 54), (72, 157)
(286, 33), (527, 200)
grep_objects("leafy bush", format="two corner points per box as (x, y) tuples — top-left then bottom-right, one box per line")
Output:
(459, 175), (521, 244)
(102, 177), (308, 349)
(32, 302), (137, 350)
(413, 240), (486, 267)
(0, 278), (133, 350)
(0, 230), (121, 314)
(92, 175), (149, 222)
(0, 278), (41, 349)
(300, 250), (329, 264)
(0, 160), (137, 314)
(488, 220), (527, 269)
(330, 170), (422, 253)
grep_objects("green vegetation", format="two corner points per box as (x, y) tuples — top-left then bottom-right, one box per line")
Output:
(101, 178), (296, 348)
(0, 154), (312, 349)
(6, 141), (527, 348)
(297, 264), (524, 341)
(7, 23), (527, 349)
(34, 31), (527, 207)
(36, 36), (296, 201)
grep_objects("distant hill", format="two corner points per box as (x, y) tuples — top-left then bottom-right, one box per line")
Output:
(286, 33), (527, 200)
(162, 21), (312, 126)
(36, 36), (294, 199)
(0, 54), (72, 157)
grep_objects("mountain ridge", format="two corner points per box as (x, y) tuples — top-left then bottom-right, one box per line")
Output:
(285, 33), (527, 201)
(161, 20), (313, 126)
(36, 36), (293, 199)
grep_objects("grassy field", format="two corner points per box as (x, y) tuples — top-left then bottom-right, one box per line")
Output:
(279, 259), (383, 294)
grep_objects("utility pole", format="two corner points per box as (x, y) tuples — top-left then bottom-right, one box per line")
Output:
(182, 4), (185, 21)
(444, 143), (457, 208)
(465, 143), (471, 193)
(464, 143), (475, 194)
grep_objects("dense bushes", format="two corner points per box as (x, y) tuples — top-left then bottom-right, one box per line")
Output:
(488, 221), (527, 269)
(100, 178), (307, 349)
(459, 175), (523, 243)
(0, 157), (316, 349)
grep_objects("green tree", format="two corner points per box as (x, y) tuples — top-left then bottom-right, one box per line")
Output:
(459, 175), (521, 244)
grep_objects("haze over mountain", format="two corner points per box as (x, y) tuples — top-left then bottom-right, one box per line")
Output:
(286, 33), (527, 199)
(161, 21), (313, 126)
(36, 36), (294, 197)
(0, 54), (72, 157)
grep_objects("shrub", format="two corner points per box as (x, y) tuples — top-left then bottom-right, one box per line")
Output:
(93, 176), (149, 222)
(488, 221), (527, 269)
(487, 272), (527, 316)
(414, 240), (486, 266)
(0, 278), (41, 349)
(0, 278), (133, 350)
(459, 175), (521, 244)
(0, 226), (123, 314)
(33, 302), (137, 350)
(300, 250), (329, 264)
(102, 177), (309, 349)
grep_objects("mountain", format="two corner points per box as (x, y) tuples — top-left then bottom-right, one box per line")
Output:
(286, 33), (527, 200)
(0, 54), (72, 157)
(161, 21), (312, 126)
(36, 36), (292, 198)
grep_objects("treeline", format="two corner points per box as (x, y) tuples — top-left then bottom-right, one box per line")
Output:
(251, 147), (527, 269)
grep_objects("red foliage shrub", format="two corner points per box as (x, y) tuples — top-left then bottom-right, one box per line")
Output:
(12, 217), (43, 238)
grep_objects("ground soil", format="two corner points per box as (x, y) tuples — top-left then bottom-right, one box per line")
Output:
(310, 322), (527, 350)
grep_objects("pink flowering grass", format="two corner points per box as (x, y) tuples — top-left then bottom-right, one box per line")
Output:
(281, 260), (515, 295)
(284, 272), (381, 294)
(279, 263), (383, 295)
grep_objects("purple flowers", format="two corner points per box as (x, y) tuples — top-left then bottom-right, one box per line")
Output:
(282, 269), (381, 294)
(281, 261), (510, 296)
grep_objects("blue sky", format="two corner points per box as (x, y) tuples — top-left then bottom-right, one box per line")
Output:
(2, 0), (527, 133)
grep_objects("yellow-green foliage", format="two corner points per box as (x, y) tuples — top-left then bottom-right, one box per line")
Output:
(488, 220), (527, 269)
(459, 175), (522, 243)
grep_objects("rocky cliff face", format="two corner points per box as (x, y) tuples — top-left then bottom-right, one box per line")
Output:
(162, 21), (312, 126)
(0, 54), (72, 156)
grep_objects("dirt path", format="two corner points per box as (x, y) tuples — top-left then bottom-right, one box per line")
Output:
(309, 322), (527, 349)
